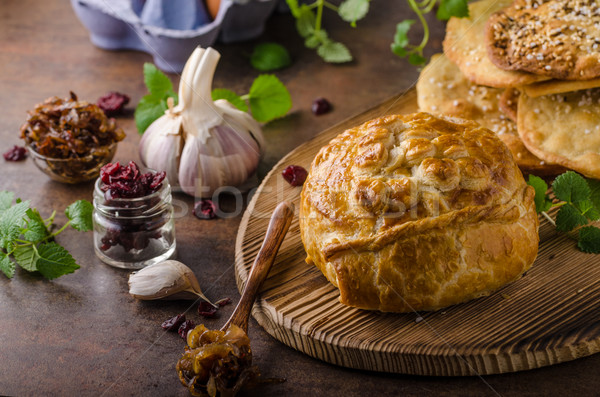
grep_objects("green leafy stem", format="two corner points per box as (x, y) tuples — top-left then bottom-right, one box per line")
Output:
(527, 172), (600, 254)
(392, 0), (469, 66)
(286, 0), (370, 63)
(0, 191), (93, 280)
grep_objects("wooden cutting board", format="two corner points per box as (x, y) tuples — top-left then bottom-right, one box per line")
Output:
(234, 90), (600, 376)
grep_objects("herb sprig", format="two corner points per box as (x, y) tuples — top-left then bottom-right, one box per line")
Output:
(527, 172), (600, 253)
(391, 0), (468, 66)
(286, 0), (370, 63)
(0, 191), (93, 279)
(135, 64), (292, 133)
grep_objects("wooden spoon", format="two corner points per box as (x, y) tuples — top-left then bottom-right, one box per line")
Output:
(222, 201), (295, 333)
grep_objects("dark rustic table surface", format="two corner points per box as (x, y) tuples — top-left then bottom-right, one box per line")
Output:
(1, 1), (599, 396)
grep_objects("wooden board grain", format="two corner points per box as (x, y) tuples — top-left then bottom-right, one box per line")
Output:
(234, 89), (600, 376)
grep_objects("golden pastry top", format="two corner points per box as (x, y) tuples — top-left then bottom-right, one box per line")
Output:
(301, 113), (527, 258)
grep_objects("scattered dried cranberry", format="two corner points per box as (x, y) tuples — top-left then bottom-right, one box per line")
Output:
(311, 97), (332, 115)
(161, 314), (186, 332)
(97, 92), (130, 117)
(100, 161), (166, 199)
(193, 199), (217, 220)
(198, 301), (219, 318)
(216, 297), (232, 307)
(3, 145), (27, 161)
(178, 320), (196, 339)
(282, 165), (308, 186)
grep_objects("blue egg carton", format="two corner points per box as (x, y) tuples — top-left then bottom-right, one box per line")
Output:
(71, 0), (279, 73)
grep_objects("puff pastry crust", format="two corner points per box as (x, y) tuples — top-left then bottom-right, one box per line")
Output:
(299, 113), (539, 312)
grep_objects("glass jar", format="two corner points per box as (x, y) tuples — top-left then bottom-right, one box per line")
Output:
(92, 175), (176, 269)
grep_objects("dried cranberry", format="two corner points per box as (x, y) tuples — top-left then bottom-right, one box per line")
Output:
(198, 301), (218, 318)
(162, 314), (186, 331)
(216, 297), (232, 307)
(3, 145), (27, 161)
(193, 199), (217, 220)
(178, 320), (196, 339)
(97, 92), (130, 117)
(311, 97), (332, 115)
(282, 165), (308, 187)
(100, 161), (166, 199)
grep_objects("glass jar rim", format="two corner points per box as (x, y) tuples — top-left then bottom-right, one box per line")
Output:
(93, 166), (172, 218)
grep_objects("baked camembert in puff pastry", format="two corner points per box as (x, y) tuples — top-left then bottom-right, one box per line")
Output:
(299, 113), (539, 312)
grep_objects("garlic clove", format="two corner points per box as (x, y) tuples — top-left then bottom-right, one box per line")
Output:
(128, 260), (215, 305)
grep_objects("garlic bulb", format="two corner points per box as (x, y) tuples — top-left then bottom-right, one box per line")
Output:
(139, 47), (265, 198)
(128, 260), (214, 304)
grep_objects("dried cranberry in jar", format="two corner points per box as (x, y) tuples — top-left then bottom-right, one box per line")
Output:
(178, 320), (196, 339)
(162, 314), (186, 332)
(193, 199), (217, 220)
(100, 161), (166, 199)
(3, 145), (27, 161)
(97, 92), (130, 117)
(311, 97), (332, 115)
(282, 165), (308, 186)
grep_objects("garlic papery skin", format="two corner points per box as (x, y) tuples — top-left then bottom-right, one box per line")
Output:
(128, 260), (214, 304)
(138, 46), (265, 198)
(139, 98), (182, 187)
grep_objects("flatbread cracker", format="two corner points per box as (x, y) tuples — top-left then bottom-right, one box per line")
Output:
(499, 88), (519, 122)
(518, 89), (600, 178)
(522, 78), (600, 98)
(443, 0), (549, 88)
(486, 0), (600, 80)
(417, 53), (563, 175)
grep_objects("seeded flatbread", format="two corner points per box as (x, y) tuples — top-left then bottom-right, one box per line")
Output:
(486, 0), (600, 80)
(417, 53), (564, 175)
(443, 0), (549, 88)
(518, 89), (600, 178)
(499, 88), (520, 122)
(522, 78), (600, 98)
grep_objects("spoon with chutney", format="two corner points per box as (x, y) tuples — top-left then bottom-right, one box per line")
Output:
(176, 201), (295, 396)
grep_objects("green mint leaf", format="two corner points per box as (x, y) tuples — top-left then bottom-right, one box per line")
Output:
(13, 244), (39, 272)
(527, 175), (553, 213)
(393, 20), (415, 49)
(338, 0), (370, 27)
(578, 226), (600, 253)
(587, 178), (600, 211)
(409, 52), (427, 66)
(35, 242), (80, 280)
(143, 63), (173, 96)
(317, 40), (353, 63)
(437, 0), (469, 21)
(248, 74), (292, 123)
(552, 171), (591, 204)
(575, 199), (600, 221)
(250, 43), (292, 72)
(0, 191), (14, 213)
(65, 200), (93, 232)
(0, 252), (15, 278)
(296, 5), (316, 38)
(391, 43), (408, 57)
(135, 94), (168, 134)
(212, 89), (248, 112)
(305, 30), (328, 49)
(0, 200), (30, 250)
(24, 208), (49, 242)
(555, 204), (588, 232)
